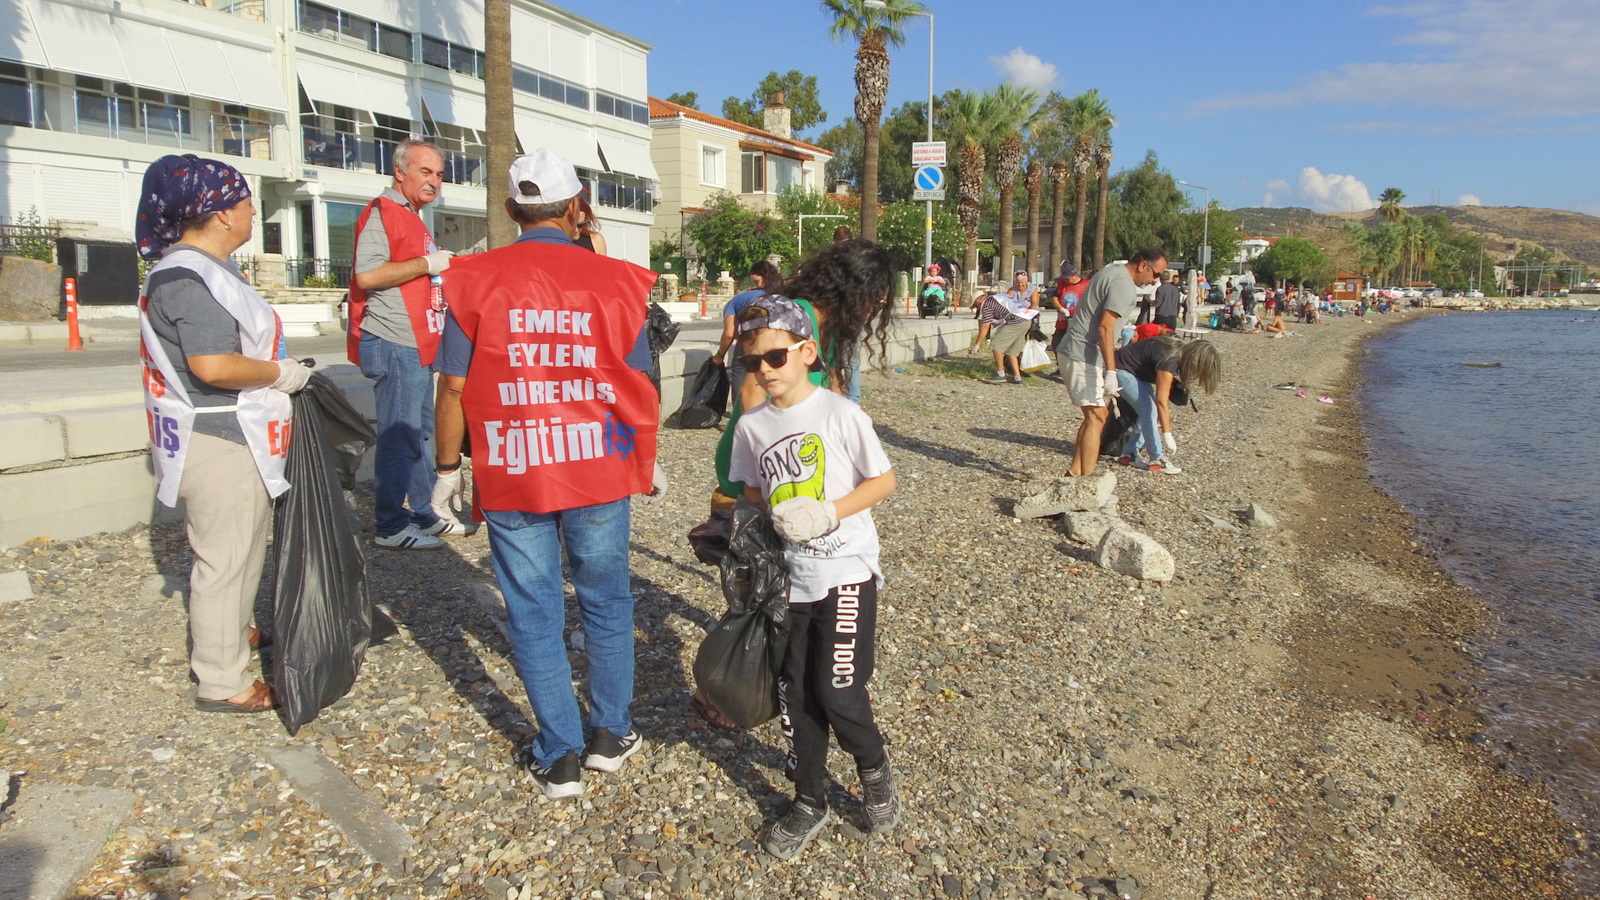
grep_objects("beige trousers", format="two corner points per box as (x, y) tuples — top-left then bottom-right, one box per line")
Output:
(178, 432), (272, 700)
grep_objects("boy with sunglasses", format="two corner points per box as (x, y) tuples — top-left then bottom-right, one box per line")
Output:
(726, 295), (901, 861)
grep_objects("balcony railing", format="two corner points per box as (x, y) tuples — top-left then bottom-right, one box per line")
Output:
(69, 88), (273, 160)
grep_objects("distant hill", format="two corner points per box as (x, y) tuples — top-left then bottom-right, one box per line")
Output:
(1231, 205), (1600, 271)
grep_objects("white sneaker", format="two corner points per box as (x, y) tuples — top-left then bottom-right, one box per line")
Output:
(425, 517), (479, 537)
(1145, 458), (1182, 475)
(374, 524), (445, 550)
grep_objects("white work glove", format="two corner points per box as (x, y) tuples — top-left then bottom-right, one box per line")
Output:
(272, 358), (312, 394)
(424, 250), (454, 276)
(636, 461), (668, 506)
(1101, 368), (1122, 399)
(1162, 432), (1178, 454)
(431, 467), (468, 523)
(770, 496), (840, 543)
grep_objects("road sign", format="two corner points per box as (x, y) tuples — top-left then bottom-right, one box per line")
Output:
(913, 165), (945, 201)
(912, 141), (946, 166)
(913, 189), (946, 201)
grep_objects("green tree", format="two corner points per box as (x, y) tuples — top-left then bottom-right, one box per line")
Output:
(683, 193), (793, 279)
(822, 0), (927, 241)
(876, 99), (927, 204)
(876, 200), (964, 272)
(1252, 236), (1329, 289)
(1105, 149), (1183, 261)
(1378, 186), (1406, 222)
(776, 187), (850, 259)
(1363, 222), (1403, 285)
(1061, 90), (1113, 269)
(988, 84), (1042, 280)
(815, 117), (862, 190)
(938, 88), (1011, 277)
(11, 207), (54, 262)
(1170, 204), (1240, 284)
(665, 91), (700, 110)
(720, 70), (828, 134)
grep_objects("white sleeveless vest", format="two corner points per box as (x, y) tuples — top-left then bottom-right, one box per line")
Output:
(138, 246), (293, 508)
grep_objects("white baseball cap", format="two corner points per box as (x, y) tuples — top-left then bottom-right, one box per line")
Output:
(508, 149), (583, 205)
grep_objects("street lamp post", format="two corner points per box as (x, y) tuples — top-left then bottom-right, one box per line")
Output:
(1176, 180), (1210, 275)
(866, 0), (934, 272)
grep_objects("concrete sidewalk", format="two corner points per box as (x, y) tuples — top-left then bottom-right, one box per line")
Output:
(0, 310), (977, 547)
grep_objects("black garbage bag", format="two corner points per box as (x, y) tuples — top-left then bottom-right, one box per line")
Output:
(692, 501), (790, 729)
(666, 361), (729, 429)
(644, 302), (680, 394)
(1100, 394), (1139, 457)
(272, 376), (373, 735)
(303, 372), (375, 491)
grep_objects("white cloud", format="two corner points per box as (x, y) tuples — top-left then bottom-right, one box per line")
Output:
(1260, 168), (1376, 212)
(1458, 193), (1483, 206)
(989, 48), (1059, 93)
(1188, 0), (1600, 122)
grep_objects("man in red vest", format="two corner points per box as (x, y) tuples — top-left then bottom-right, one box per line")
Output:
(433, 149), (665, 800)
(349, 138), (462, 550)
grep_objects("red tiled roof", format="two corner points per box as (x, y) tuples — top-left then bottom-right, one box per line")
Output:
(648, 96), (832, 157)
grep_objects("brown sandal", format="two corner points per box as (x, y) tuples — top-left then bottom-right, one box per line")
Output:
(196, 679), (278, 714)
(691, 690), (741, 732)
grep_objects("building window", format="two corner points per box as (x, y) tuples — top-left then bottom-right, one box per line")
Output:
(701, 145), (724, 187)
(421, 114), (487, 187)
(740, 152), (765, 194)
(421, 35), (482, 78)
(0, 62), (35, 128)
(768, 155), (800, 193)
(596, 90), (648, 125)
(376, 24), (412, 61)
(512, 66), (588, 110)
(593, 170), (653, 214)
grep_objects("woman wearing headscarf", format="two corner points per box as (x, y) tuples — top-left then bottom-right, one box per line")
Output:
(137, 154), (313, 713)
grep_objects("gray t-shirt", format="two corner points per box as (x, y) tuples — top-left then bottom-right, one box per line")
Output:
(1060, 263), (1138, 366)
(354, 187), (423, 348)
(1154, 282), (1184, 318)
(145, 247), (247, 444)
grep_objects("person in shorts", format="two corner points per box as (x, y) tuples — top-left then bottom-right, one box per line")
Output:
(984, 271), (1039, 384)
(1055, 247), (1168, 477)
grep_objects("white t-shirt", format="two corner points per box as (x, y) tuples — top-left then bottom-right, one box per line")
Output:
(729, 387), (893, 603)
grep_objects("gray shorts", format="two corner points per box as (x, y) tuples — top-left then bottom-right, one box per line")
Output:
(991, 320), (1031, 357)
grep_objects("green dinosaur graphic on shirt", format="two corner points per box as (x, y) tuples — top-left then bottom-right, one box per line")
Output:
(767, 433), (826, 505)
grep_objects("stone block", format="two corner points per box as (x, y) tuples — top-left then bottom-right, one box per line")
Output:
(1247, 503), (1279, 528)
(0, 413), (66, 469)
(1095, 527), (1176, 582)
(59, 405), (148, 458)
(1015, 472), (1116, 519)
(1062, 509), (1123, 547)
(0, 782), (136, 900)
(265, 747), (414, 872)
(0, 255), (61, 322)
(0, 455), (159, 548)
(0, 325), (30, 342)
(0, 570), (33, 602)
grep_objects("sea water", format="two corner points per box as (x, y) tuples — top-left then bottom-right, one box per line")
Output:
(1363, 308), (1600, 853)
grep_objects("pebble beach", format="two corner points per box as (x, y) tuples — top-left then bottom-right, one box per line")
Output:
(0, 309), (1583, 899)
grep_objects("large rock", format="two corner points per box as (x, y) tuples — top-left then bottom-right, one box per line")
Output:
(1096, 527), (1176, 582)
(1062, 509), (1123, 546)
(1246, 503), (1279, 528)
(1015, 472), (1116, 519)
(0, 255), (61, 322)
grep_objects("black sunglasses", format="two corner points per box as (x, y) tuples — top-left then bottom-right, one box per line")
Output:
(737, 342), (806, 372)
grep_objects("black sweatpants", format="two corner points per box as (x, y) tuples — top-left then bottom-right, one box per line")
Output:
(779, 579), (886, 806)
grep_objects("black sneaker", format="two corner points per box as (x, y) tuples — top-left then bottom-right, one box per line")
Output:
(583, 728), (644, 773)
(762, 798), (833, 861)
(858, 754), (902, 833)
(518, 748), (583, 800)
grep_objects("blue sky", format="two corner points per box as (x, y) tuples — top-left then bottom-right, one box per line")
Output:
(597, 0), (1600, 216)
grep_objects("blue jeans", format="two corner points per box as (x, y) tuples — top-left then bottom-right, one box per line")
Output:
(844, 350), (862, 404)
(1116, 369), (1164, 462)
(483, 498), (635, 766)
(358, 333), (439, 537)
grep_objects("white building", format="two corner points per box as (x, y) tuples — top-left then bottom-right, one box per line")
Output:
(0, 0), (658, 273)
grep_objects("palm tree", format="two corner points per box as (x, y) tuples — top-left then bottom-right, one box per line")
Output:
(1061, 90), (1113, 269)
(1379, 187), (1406, 223)
(1091, 138), (1112, 270)
(1048, 162), (1070, 272)
(1024, 160), (1043, 275)
(484, 0), (516, 248)
(988, 84), (1040, 282)
(940, 89), (1003, 278)
(823, 0), (926, 241)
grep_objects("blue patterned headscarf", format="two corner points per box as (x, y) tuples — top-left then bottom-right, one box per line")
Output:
(135, 154), (253, 260)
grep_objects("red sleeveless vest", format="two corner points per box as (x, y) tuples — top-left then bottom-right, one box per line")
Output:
(445, 241), (660, 514)
(346, 196), (443, 364)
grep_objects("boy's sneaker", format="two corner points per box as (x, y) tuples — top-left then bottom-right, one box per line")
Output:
(984, 372), (1009, 384)
(518, 748), (583, 800)
(424, 517), (479, 537)
(373, 524), (444, 551)
(583, 728), (644, 773)
(1007, 375), (1023, 384)
(858, 754), (902, 833)
(1145, 458), (1182, 475)
(762, 799), (833, 861)
(1115, 454), (1138, 467)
